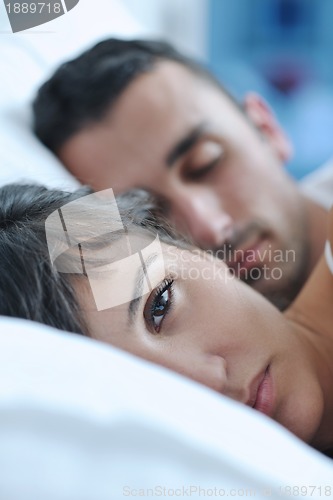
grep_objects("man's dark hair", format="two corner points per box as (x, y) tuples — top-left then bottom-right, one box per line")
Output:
(0, 183), (183, 334)
(32, 38), (231, 154)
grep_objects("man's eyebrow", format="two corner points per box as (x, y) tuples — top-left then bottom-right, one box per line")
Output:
(128, 252), (159, 324)
(166, 123), (207, 167)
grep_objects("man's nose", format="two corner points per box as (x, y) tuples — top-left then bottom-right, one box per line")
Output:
(171, 190), (234, 249)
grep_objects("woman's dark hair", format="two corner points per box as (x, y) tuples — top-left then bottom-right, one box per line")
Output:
(0, 183), (176, 335)
(32, 38), (237, 154)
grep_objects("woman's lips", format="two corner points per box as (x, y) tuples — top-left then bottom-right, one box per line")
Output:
(253, 366), (275, 417)
(247, 365), (275, 417)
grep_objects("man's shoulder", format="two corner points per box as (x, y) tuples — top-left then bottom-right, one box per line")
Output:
(299, 158), (333, 210)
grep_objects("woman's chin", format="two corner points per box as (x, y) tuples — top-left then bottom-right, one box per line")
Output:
(277, 390), (324, 446)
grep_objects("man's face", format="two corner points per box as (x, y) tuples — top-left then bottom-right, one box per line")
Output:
(60, 61), (308, 307)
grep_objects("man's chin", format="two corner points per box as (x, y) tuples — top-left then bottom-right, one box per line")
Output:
(254, 283), (294, 311)
(249, 268), (306, 311)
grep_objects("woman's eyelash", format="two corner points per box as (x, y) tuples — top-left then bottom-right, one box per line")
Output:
(149, 277), (174, 332)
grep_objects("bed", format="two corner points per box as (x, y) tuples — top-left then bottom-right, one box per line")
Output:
(0, 2), (332, 498)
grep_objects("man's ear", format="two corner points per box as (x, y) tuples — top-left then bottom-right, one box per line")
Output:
(243, 92), (293, 163)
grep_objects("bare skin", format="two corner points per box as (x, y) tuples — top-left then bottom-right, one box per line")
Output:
(77, 208), (333, 452)
(59, 61), (327, 308)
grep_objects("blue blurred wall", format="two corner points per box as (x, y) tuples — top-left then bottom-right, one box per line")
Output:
(208, 0), (333, 179)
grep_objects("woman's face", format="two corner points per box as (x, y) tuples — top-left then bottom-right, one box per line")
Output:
(78, 233), (323, 444)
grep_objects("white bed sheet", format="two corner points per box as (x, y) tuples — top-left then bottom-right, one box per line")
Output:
(0, 317), (332, 500)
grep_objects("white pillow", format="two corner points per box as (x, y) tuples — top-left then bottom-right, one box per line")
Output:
(0, 105), (79, 189)
(0, 0), (148, 189)
(0, 0), (148, 72)
(300, 158), (333, 209)
(0, 317), (332, 500)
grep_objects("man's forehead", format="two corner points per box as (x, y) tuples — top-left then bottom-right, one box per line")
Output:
(100, 63), (207, 161)
(105, 61), (235, 158)
(59, 60), (242, 191)
(110, 60), (223, 119)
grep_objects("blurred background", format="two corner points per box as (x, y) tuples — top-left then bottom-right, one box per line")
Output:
(122, 0), (333, 179)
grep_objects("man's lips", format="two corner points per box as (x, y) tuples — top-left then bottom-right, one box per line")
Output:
(247, 365), (275, 417)
(227, 237), (269, 276)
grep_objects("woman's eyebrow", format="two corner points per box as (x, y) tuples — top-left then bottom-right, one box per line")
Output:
(165, 123), (207, 167)
(128, 253), (159, 324)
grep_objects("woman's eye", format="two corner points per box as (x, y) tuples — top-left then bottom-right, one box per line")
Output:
(144, 278), (174, 333)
